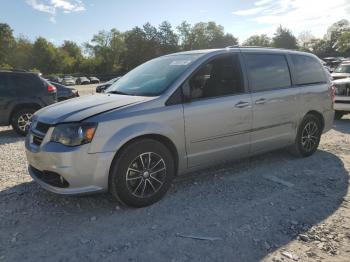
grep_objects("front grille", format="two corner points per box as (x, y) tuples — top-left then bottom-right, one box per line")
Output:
(30, 166), (69, 188)
(335, 100), (350, 104)
(33, 136), (43, 146)
(335, 85), (350, 96)
(36, 122), (51, 133)
(31, 121), (51, 147)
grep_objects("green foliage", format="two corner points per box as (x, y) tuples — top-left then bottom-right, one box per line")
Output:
(243, 34), (271, 47)
(0, 23), (15, 65)
(177, 21), (238, 50)
(337, 31), (350, 56)
(1, 20), (349, 75)
(272, 26), (298, 49)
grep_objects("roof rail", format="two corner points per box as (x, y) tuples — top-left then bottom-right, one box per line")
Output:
(0, 68), (28, 72)
(226, 45), (240, 48)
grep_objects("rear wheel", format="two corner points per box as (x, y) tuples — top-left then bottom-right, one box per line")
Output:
(109, 139), (175, 207)
(290, 114), (322, 158)
(334, 112), (344, 120)
(11, 108), (36, 136)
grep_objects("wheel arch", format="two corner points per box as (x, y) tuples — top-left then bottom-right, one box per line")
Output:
(9, 103), (41, 124)
(304, 110), (325, 131)
(108, 133), (180, 188)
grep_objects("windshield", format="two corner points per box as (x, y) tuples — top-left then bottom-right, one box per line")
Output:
(335, 65), (350, 73)
(107, 54), (201, 96)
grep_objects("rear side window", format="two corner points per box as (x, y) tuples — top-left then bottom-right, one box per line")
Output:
(291, 55), (326, 85)
(245, 54), (291, 92)
(9, 74), (43, 94)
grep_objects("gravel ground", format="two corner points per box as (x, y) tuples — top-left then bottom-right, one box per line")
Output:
(0, 112), (349, 261)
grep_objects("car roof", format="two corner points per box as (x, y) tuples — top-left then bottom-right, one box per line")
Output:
(166, 46), (316, 58)
(0, 70), (40, 76)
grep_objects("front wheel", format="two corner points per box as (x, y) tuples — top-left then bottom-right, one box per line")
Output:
(109, 139), (175, 207)
(11, 108), (36, 136)
(290, 114), (322, 158)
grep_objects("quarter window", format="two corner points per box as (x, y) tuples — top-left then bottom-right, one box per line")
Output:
(188, 54), (244, 100)
(291, 55), (326, 85)
(245, 54), (291, 92)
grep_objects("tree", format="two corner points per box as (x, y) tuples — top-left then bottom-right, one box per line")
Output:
(272, 26), (298, 49)
(11, 36), (33, 70)
(177, 21), (194, 50)
(31, 37), (60, 74)
(298, 31), (315, 51)
(157, 21), (178, 55)
(243, 34), (271, 47)
(307, 39), (331, 58)
(177, 21), (238, 50)
(337, 31), (350, 57)
(326, 19), (350, 49)
(0, 23), (15, 67)
(85, 29), (125, 73)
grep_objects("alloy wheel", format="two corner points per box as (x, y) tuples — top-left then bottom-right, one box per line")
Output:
(17, 113), (33, 132)
(126, 152), (167, 198)
(301, 121), (319, 152)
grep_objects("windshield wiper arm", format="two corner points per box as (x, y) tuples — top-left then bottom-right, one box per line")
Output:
(107, 90), (131, 96)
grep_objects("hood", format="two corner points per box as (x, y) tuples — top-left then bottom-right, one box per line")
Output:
(35, 94), (149, 124)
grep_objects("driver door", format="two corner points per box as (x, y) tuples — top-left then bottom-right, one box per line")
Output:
(183, 53), (253, 168)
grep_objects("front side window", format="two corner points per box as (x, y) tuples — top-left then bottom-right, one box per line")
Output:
(334, 64), (350, 73)
(187, 54), (244, 100)
(107, 54), (202, 96)
(245, 54), (291, 92)
(291, 54), (326, 85)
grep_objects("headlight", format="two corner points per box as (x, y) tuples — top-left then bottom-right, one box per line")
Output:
(51, 123), (97, 146)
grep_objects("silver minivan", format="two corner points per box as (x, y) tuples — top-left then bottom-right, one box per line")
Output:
(25, 47), (334, 207)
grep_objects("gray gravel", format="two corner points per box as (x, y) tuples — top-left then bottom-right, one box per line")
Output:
(0, 116), (349, 262)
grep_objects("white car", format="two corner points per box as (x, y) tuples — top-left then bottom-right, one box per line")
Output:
(333, 78), (350, 119)
(62, 76), (76, 86)
(331, 62), (350, 80)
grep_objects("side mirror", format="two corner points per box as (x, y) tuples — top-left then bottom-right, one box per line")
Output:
(182, 82), (191, 102)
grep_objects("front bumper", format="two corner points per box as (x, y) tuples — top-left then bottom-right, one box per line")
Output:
(25, 131), (115, 195)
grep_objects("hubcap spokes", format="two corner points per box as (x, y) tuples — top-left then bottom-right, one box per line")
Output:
(18, 113), (33, 132)
(126, 152), (166, 198)
(301, 121), (319, 151)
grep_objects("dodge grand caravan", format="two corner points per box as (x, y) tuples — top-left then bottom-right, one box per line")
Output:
(26, 47), (334, 207)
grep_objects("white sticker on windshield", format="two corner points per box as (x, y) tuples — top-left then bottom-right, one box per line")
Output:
(170, 60), (192, 66)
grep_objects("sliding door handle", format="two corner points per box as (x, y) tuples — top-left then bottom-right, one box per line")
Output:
(255, 98), (267, 105)
(234, 101), (251, 108)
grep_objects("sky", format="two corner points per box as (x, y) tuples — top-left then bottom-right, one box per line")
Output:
(1, 0), (350, 45)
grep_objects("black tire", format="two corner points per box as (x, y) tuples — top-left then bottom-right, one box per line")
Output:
(11, 108), (36, 136)
(334, 112), (344, 120)
(109, 139), (175, 207)
(290, 114), (322, 158)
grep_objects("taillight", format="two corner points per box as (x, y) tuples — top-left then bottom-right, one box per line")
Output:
(48, 85), (56, 92)
(330, 84), (336, 103)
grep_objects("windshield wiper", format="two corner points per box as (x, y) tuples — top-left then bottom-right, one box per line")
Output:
(107, 90), (131, 96)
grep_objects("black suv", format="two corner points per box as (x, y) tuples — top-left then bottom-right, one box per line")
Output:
(0, 70), (57, 135)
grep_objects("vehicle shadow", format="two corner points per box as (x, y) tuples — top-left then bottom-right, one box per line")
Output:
(0, 149), (348, 262)
(0, 128), (24, 145)
(333, 118), (350, 134)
